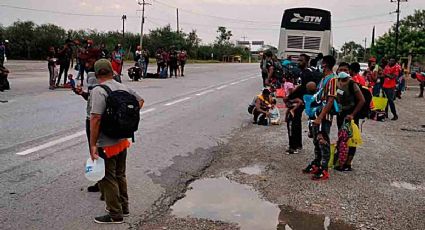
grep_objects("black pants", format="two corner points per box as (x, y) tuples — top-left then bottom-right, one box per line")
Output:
(287, 107), (303, 149)
(262, 72), (268, 87)
(57, 61), (70, 85)
(170, 64), (178, 77)
(337, 113), (359, 158)
(85, 118), (90, 147)
(48, 64), (55, 87)
(383, 87), (397, 117)
(419, 82), (424, 97)
(180, 61), (186, 76)
(253, 109), (268, 125)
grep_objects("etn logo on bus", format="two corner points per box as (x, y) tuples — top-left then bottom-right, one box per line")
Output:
(291, 13), (322, 24)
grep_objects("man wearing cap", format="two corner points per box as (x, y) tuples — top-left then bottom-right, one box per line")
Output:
(335, 64), (365, 171)
(89, 59), (144, 224)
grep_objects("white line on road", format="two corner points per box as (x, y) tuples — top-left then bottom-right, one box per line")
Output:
(164, 97), (191, 106)
(230, 82), (240, 85)
(239, 79), (250, 82)
(16, 131), (86, 156)
(216, 85), (229, 90)
(196, 89), (215, 96)
(140, 108), (156, 115)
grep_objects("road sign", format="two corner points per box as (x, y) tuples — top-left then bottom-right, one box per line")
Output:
(237, 41), (250, 45)
(251, 41), (264, 46)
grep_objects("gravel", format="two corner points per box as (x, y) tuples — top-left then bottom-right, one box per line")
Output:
(140, 88), (425, 230)
(201, 89), (425, 230)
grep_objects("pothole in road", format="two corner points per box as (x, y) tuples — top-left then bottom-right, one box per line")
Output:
(238, 164), (265, 175)
(277, 205), (355, 230)
(171, 177), (355, 230)
(391, 181), (425, 191)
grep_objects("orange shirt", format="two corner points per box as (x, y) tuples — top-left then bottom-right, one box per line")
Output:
(352, 74), (366, 86)
(382, 65), (399, 89)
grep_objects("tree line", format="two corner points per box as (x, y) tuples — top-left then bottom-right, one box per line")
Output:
(341, 10), (425, 63)
(0, 22), (249, 61)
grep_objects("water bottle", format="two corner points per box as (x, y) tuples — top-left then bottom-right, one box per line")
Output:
(85, 157), (105, 182)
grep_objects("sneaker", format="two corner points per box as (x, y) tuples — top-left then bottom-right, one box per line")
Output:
(94, 215), (123, 224)
(105, 207), (129, 217)
(286, 148), (299, 155)
(302, 164), (319, 174)
(312, 169), (330, 181)
(391, 115), (398, 121)
(87, 184), (100, 192)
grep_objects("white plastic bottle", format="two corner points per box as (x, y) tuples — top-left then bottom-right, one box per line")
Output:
(85, 158), (105, 182)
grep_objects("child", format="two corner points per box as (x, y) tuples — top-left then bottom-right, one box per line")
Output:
(270, 99), (281, 125)
(64, 74), (76, 89)
(303, 82), (318, 139)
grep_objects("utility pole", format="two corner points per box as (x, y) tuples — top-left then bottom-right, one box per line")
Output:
(137, 0), (151, 48)
(121, 15), (127, 43)
(391, 0), (408, 58)
(363, 37), (367, 62)
(176, 8), (180, 33)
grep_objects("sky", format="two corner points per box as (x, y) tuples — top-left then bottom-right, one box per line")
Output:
(1, 0), (424, 50)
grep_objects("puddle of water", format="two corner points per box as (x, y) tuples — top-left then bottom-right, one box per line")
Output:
(238, 165), (265, 175)
(172, 177), (355, 230)
(391, 181), (424, 191)
(277, 205), (355, 230)
(172, 177), (280, 230)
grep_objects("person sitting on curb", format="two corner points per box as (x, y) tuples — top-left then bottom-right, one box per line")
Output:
(252, 89), (273, 125)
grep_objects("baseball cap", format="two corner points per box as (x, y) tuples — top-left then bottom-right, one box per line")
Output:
(369, 57), (377, 62)
(262, 88), (271, 95)
(337, 72), (350, 79)
(94, 59), (113, 75)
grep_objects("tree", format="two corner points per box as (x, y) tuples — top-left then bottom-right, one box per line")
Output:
(215, 26), (232, 45)
(340, 41), (365, 62)
(373, 9), (425, 62)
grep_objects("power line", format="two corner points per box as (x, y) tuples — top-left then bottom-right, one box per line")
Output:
(0, 4), (125, 18)
(152, 0), (278, 25)
(333, 20), (394, 29)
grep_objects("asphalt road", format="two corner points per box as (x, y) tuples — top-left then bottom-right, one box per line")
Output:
(0, 61), (260, 229)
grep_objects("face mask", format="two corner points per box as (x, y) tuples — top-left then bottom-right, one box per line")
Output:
(319, 66), (324, 73)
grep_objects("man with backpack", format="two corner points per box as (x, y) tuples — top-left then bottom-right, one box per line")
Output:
(302, 55), (338, 181)
(89, 59), (144, 224)
(335, 63), (366, 171)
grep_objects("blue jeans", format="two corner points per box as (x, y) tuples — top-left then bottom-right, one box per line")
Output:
(383, 87), (397, 117)
(311, 120), (332, 169)
(143, 61), (149, 77)
(372, 83), (382, 97)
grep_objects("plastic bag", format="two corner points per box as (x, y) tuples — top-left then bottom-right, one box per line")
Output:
(347, 121), (363, 147)
(85, 158), (105, 182)
(276, 87), (285, 98)
(372, 96), (388, 111)
(328, 143), (336, 169)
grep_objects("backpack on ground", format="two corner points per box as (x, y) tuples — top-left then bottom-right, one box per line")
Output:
(349, 81), (372, 119)
(96, 84), (140, 141)
(248, 96), (258, 114)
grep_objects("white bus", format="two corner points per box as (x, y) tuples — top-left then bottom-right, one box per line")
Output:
(278, 8), (332, 60)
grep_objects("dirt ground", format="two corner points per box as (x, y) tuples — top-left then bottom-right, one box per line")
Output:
(140, 87), (425, 230)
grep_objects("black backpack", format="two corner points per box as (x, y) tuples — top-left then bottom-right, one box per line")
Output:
(97, 85), (140, 141)
(350, 81), (372, 119)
